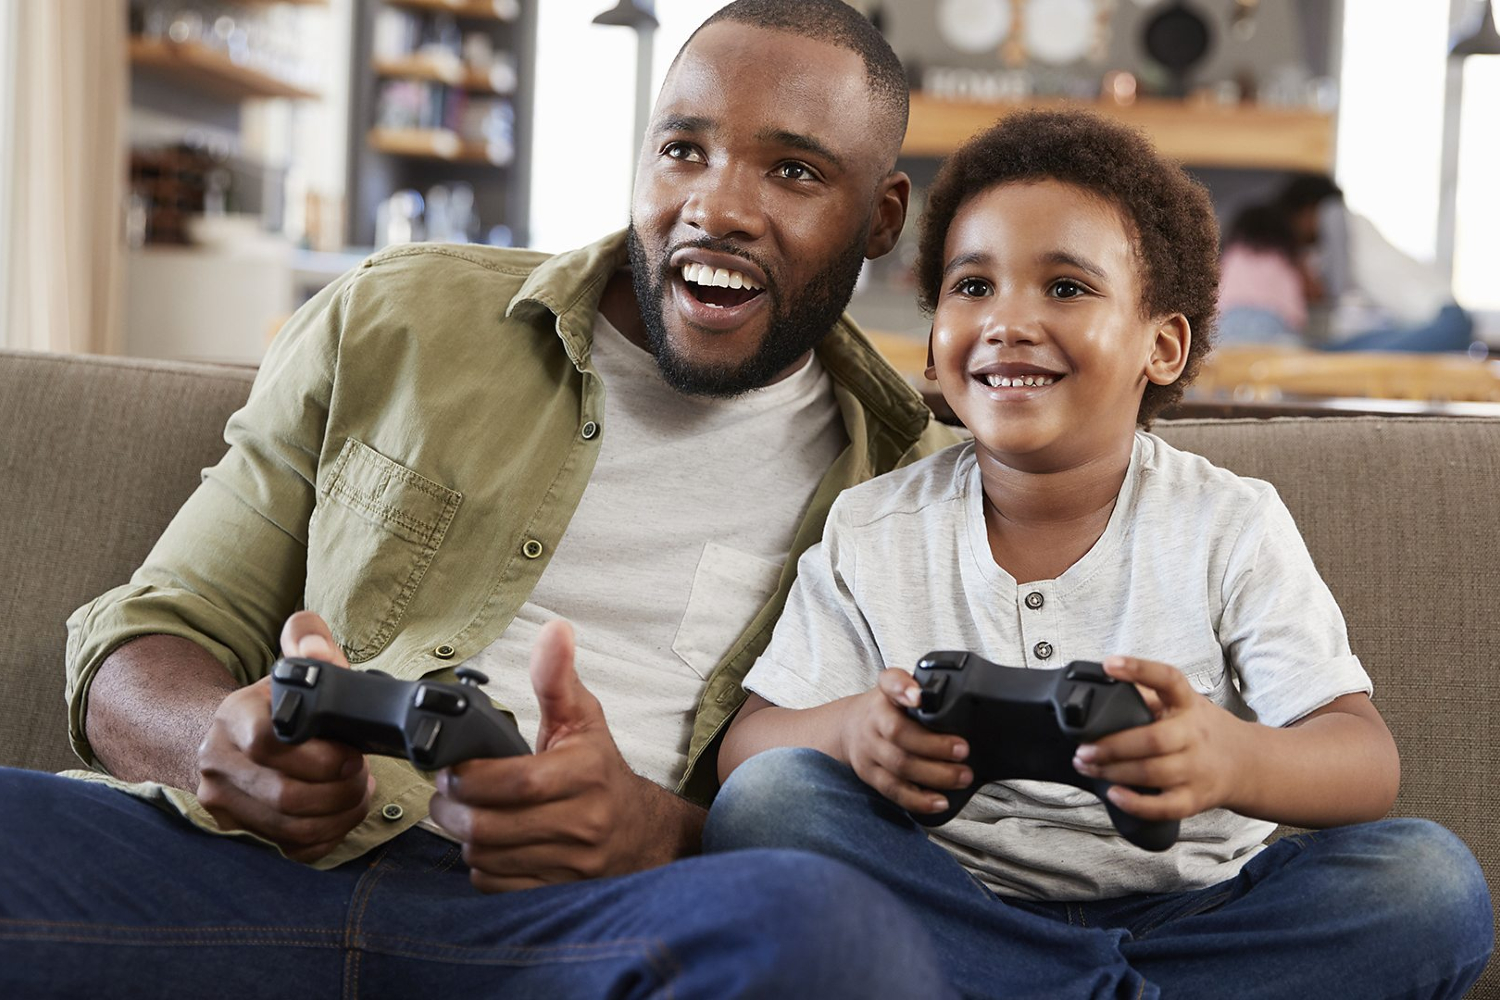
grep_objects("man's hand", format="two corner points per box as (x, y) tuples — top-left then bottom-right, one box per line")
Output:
(1071, 656), (1251, 821)
(838, 669), (972, 815)
(427, 620), (701, 893)
(195, 611), (374, 862)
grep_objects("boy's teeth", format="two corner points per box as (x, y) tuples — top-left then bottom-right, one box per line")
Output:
(681, 261), (763, 291)
(983, 374), (1056, 388)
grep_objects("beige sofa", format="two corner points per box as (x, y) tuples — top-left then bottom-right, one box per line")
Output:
(1, 347), (1496, 994)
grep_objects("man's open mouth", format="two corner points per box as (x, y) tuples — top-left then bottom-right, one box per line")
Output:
(680, 262), (766, 309)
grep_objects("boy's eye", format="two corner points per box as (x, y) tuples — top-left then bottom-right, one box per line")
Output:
(1050, 279), (1088, 299)
(955, 277), (992, 297)
(663, 142), (704, 163)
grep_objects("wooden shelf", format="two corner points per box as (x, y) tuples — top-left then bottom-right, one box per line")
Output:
(373, 55), (513, 93)
(383, 0), (519, 21)
(129, 38), (319, 101)
(904, 93), (1335, 172)
(368, 127), (513, 165)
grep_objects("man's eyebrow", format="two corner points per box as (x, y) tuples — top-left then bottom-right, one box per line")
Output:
(942, 250), (992, 279)
(654, 114), (715, 136)
(1040, 250), (1109, 282)
(756, 128), (844, 170)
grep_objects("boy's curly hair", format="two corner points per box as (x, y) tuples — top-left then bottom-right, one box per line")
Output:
(915, 109), (1220, 426)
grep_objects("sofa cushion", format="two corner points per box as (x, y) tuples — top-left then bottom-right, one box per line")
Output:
(0, 350), (255, 773)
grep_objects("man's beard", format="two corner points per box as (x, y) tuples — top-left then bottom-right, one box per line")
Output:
(625, 223), (869, 398)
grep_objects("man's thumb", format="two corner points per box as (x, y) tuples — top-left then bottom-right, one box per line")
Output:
(529, 619), (597, 746)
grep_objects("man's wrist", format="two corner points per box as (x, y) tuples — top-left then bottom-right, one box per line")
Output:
(634, 773), (706, 865)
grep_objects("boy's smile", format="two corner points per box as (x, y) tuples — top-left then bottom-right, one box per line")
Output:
(929, 179), (1189, 472)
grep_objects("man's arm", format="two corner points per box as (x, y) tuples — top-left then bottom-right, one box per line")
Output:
(85, 635), (236, 790)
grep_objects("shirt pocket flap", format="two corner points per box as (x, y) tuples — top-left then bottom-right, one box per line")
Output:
(322, 439), (461, 548)
(672, 542), (783, 681)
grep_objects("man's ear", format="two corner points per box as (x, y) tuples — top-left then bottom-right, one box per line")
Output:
(925, 325), (937, 381)
(865, 170), (911, 260)
(1146, 313), (1191, 385)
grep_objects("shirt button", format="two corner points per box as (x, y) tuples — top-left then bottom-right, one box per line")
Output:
(581, 420), (599, 440)
(522, 539), (544, 559)
(1024, 592), (1044, 610)
(381, 803), (404, 822)
(1034, 641), (1054, 660)
(434, 643), (456, 659)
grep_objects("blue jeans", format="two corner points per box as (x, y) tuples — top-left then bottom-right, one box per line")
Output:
(704, 747), (1495, 1000)
(0, 767), (955, 999)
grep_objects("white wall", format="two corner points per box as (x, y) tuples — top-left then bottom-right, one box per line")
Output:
(0, 0), (18, 347)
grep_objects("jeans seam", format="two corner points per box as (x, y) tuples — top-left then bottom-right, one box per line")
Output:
(344, 847), (398, 1000)
(1134, 888), (1235, 940)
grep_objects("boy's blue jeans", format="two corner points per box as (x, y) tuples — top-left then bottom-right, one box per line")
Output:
(705, 747), (1495, 1000)
(0, 766), (955, 999)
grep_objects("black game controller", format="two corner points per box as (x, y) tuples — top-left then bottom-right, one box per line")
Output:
(270, 658), (531, 770)
(907, 651), (1179, 852)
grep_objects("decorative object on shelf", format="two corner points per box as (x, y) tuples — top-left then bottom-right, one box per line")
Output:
(1450, 0), (1500, 57)
(1140, 0), (1211, 96)
(1022, 0), (1099, 66)
(935, 0), (1012, 55)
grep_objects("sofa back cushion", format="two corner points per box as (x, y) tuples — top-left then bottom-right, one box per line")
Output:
(0, 349), (255, 773)
(1158, 415), (1500, 993)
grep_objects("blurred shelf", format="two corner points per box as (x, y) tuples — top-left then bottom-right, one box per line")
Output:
(128, 38), (319, 101)
(904, 93), (1335, 172)
(232, 0), (328, 5)
(383, 0), (519, 21)
(373, 55), (514, 93)
(367, 127), (513, 165)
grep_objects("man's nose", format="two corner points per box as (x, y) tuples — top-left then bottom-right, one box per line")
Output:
(681, 166), (767, 242)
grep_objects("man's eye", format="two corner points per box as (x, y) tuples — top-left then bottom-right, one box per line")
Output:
(955, 277), (991, 297)
(664, 142), (702, 162)
(1051, 279), (1087, 299)
(776, 162), (815, 181)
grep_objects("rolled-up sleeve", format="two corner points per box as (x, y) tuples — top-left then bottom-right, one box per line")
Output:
(64, 267), (360, 767)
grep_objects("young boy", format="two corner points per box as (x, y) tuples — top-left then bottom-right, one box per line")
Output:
(706, 111), (1492, 999)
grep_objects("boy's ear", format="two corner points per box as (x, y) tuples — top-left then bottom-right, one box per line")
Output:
(1145, 314), (1191, 385)
(925, 325), (937, 381)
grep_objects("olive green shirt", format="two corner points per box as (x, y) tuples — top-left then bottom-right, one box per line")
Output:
(63, 230), (960, 868)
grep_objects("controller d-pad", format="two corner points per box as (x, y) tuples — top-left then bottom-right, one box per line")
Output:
(412, 716), (443, 757)
(413, 685), (467, 716)
(1062, 685), (1093, 727)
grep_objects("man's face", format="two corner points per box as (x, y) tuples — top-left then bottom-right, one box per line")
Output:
(627, 23), (900, 397)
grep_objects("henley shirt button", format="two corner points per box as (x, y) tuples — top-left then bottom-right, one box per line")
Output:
(434, 643), (456, 659)
(381, 803), (404, 822)
(581, 420), (599, 440)
(1024, 592), (1044, 610)
(523, 539), (544, 559)
(1033, 641), (1054, 660)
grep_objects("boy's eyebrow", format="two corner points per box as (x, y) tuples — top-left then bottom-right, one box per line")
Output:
(1041, 250), (1110, 282)
(755, 128), (844, 170)
(942, 251), (992, 279)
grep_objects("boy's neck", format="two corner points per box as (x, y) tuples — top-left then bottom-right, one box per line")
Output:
(975, 433), (1136, 583)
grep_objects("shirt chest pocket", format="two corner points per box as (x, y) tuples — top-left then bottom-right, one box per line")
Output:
(672, 542), (783, 681)
(306, 439), (462, 662)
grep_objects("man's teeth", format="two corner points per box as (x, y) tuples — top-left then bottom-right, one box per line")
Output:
(983, 374), (1056, 387)
(681, 261), (764, 291)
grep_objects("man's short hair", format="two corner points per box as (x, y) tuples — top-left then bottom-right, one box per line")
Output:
(691, 0), (909, 163)
(914, 109), (1221, 427)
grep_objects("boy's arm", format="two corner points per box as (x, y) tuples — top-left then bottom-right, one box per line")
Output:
(718, 693), (851, 783)
(1077, 657), (1398, 828)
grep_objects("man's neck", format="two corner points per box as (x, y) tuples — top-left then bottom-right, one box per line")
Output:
(599, 271), (651, 353)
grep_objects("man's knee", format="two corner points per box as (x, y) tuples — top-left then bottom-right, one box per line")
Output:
(700, 848), (950, 998)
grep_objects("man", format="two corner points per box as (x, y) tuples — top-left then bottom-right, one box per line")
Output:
(0, 2), (960, 996)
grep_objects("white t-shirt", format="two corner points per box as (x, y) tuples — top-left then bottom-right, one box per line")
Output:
(459, 311), (845, 788)
(743, 433), (1372, 901)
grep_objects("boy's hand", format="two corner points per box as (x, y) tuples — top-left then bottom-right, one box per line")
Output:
(1071, 656), (1251, 822)
(839, 669), (972, 814)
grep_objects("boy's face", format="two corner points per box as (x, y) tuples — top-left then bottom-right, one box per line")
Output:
(929, 180), (1189, 471)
